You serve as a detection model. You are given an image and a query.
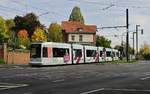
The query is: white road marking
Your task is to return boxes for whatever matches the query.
[105,88,150,92]
[80,88,150,94]
[141,76,150,80]
[0,83,28,90]
[52,79,65,82]
[80,88,104,94]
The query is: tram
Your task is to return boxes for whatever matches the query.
[29,42,120,66]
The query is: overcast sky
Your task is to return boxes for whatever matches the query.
[0,0,150,48]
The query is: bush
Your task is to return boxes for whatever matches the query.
[143,53,150,60]
[0,59,5,64]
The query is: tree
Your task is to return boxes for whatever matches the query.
[17,29,30,49]
[48,23,63,42]
[5,19,15,31]
[114,45,123,52]
[0,16,10,43]
[14,13,44,39]
[114,44,133,53]
[69,6,84,23]
[32,27,47,42]
[17,29,28,38]
[139,43,150,60]
[5,19,15,39]
[114,44,133,57]
[5,19,15,38]
[96,36,111,48]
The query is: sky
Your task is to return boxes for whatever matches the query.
[0,0,150,49]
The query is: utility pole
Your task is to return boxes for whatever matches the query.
[126,9,129,62]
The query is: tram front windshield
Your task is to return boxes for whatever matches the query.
[30,44,41,58]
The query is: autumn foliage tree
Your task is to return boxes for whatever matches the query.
[139,43,150,60]
[12,13,45,49]
[16,29,30,49]
[48,23,63,42]
[0,16,10,43]
[32,28,47,42]
[5,19,15,31]
[14,13,44,39]
[17,29,28,38]
[5,19,15,39]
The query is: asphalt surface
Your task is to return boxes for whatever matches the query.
[0,61,150,94]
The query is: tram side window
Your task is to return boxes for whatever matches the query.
[100,51,103,57]
[112,52,115,57]
[74,49,82,57]
[106,51,111,57]
[53,48,69,57]
[116,52,119,57]
[86,50,96,57]
[43,47,48,57]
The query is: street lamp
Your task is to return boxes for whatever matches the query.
[135,25,144,59]
[136,25,140,55]
[141,29,144,35]
[132,32,136,55]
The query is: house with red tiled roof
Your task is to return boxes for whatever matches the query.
[61,21,97,46]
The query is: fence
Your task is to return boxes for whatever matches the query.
[6,52,30,65]
[0,43,30,65]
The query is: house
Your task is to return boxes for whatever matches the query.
[61,21,97,46]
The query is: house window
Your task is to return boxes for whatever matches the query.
[79,35,82,41]
[71,35,75,41]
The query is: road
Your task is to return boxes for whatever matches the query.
[0,61,150,94]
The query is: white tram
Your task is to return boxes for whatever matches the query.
[112,49,120,61]
[30,42,72,65]
[29,42,120,66]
